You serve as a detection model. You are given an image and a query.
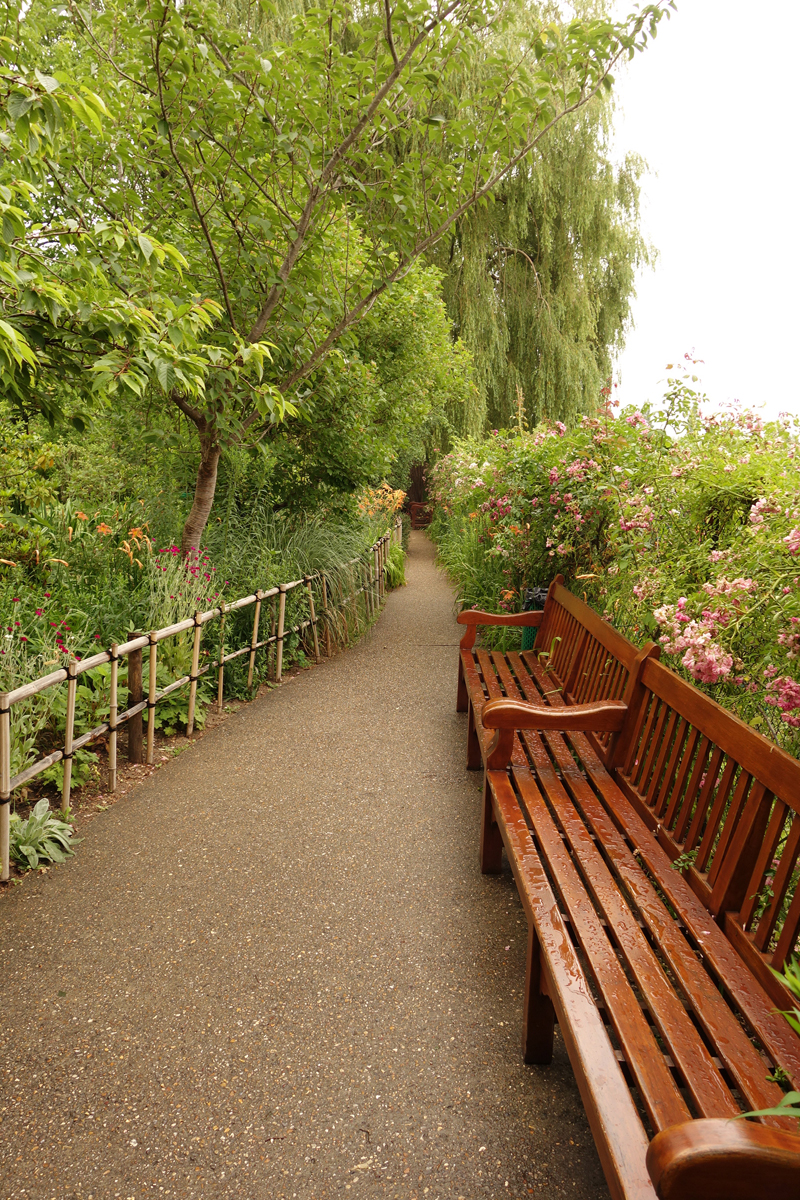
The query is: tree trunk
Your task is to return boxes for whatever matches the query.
[181,434,222,555]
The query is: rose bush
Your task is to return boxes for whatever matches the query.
[430,368,800,752]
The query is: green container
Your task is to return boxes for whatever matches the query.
[520,585,550,652]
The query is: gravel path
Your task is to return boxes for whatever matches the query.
[0,532,608,1200]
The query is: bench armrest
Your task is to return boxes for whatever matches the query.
[483,698,628,733]
[457,609,543,650]
[646,1118,800,1199]
[482,698,628,769]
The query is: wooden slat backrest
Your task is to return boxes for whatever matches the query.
[614,657,800,972]
[534,585,641,756]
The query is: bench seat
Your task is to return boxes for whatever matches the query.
[455,584,800,1200]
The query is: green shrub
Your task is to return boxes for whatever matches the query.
[385,543,406,589]
[740,957,800,1122]
[9,799,79,870]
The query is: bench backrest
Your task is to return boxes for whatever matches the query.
[610,654,800,995]
[533,580,648,755]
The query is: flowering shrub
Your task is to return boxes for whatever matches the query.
[357,482,407,524]
[430,372,800,752]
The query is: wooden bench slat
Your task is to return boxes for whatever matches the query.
[489,769,658,1200]
[509,766,691,1132]
[705,768,751,886]
[544,584,641,671]
[738,799,786,930]
[639,658,800,814]
[515,756,739,1120]
[605,774,800,1086]
[754,814,800,954]
[502,653,785,1117]
[476,649,528,766]
[654,714,689,819]
[586,763,800,1087]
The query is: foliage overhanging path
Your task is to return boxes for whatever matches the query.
[0,531,610,1198]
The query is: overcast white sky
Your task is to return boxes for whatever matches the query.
[608,0,800,418]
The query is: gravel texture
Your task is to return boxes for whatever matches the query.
[0,532,609,1200]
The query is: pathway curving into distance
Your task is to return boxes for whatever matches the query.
[0,532,607,1199]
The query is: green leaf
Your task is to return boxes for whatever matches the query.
[7,93,33,122]
[34,70,60,94]
[137,234,154,262]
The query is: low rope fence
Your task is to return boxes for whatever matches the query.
[0,519,402,879]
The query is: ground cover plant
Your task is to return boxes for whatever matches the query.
[8,798,79,869]
[430,364,800,754]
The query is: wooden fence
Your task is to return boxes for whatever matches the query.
[0,519,402,880]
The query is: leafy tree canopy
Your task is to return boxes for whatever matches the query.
[0,0,673,543]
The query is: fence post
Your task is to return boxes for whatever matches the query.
[128,642,143,764]
[0,694,10,881]
[217,603,226,711]
[305,577,321,663]
[62,660,77,814]
[363,559,372,621]
[321,575,332,657]
[351,563,361,634]
[372,543,379,610]
[146,633,158,765]
[186,613,202,737]
[276,586,287,682]
[247,591,263,689]
[108,645,118,793]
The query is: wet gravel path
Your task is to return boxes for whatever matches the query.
[0,532,608,1200]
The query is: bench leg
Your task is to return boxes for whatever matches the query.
[456,658,468,712]
[522,924,555,1064]
[480,777,503,874]
[467,701,482,770]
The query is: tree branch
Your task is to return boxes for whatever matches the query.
[170,389,206,428]
[277,54,628,393]
[384,0,399,67]
[153,16,238,331]
[246,0,470,342]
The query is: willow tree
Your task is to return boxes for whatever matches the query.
[7,0,672,549]
[435,95,650,433]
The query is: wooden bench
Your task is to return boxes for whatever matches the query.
[456,579,800,1199]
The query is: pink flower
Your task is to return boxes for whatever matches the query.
[749,498,781,526]
[784,527,800,555]
[35,608,43,616]
[626,411,648,429]
[765,674,800,726]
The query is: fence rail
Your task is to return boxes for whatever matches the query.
[0,519,402,879]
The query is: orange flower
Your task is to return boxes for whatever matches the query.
[76,511,88,521]
[128,526,145,539]
[96,522,113,535]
